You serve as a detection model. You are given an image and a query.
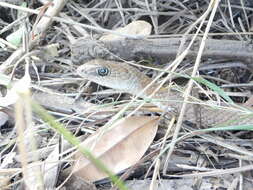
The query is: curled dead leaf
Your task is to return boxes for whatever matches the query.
[72,116,159,182]
[100,20,152,41]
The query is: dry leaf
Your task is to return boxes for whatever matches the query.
[100,20,152,41]
[43,143,60,189]
[72,116,159,182]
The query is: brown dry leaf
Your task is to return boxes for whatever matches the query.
[100,20,152,41]
[72,116,159,182]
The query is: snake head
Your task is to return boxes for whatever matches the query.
[77,59,143,94]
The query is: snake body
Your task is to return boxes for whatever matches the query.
[77,59,253,126]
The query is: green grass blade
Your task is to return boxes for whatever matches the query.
[31,101,128,190]
[200,124,253,132]
[192,77,234,104]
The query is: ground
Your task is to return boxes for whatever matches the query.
[0,0,253,189]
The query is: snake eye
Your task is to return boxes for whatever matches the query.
[97,67,110,76]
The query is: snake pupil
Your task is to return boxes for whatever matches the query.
[97,67,109,76]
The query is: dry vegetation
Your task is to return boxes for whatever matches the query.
[0,0,253,189]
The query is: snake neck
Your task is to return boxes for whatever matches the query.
[135,76,182,111]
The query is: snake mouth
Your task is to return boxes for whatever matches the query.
[77,64,97,78]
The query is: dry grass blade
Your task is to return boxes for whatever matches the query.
[1,0,253,189]
[167,164,253,178]
[72,116,159,182]
[0,0,67,73]
[163,0,221,174]
[14,77,43,188]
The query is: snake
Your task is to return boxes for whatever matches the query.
[77,59,253,127]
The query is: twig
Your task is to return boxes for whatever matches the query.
[71,37,253,67]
